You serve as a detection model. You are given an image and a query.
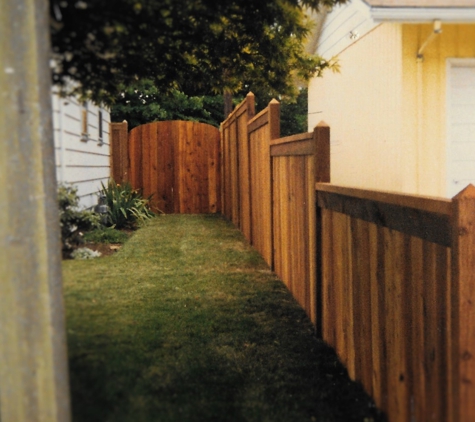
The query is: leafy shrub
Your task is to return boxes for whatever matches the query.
[71,247,102,260]
[58,184,101,253]
[101,180,154,229]
[83,227,129,244]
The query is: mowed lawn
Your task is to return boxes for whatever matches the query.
[62,214,384,422]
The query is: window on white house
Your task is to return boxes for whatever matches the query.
[98,110,103,146]
[80,101,89,142]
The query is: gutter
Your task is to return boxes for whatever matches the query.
[369,7,475,23]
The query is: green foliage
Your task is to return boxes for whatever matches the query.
[49,0,347,105]
[83,227,129,244]
[280,88,309,137]
[111,83,224,130]
[101,180,154,229]
[58,184,101,253]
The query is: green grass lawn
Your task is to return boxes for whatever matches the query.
[63,214,384,422]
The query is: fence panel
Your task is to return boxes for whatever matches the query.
[270,124,329,324]
[220,93,255,239]
[128,120,220,214]
[316,182,475,422]
[248,100,279,267]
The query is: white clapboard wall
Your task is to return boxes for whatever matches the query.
[52,92,111,209]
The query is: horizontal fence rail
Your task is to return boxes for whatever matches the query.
[316,182,475,422]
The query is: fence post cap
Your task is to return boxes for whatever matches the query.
[315,121,329,128]
[453,184,475,200]
[269,98,280,105]
[246,92,255,98]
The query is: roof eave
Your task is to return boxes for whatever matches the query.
[370,7,475,23]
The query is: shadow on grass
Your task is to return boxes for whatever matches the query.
[63,215,386,422]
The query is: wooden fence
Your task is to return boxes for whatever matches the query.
[111,121,129,183]
[111,120,221,214]
[272,125,330,324]
[248,99,280,267]
[316,183,475,421]
[221,97,475,420]
[221,93,255,240]
[220,96,330,324]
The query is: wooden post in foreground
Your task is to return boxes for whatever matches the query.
[0,1,71,421]
[451,184,475,422]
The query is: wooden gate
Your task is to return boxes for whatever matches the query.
[112,120,221,214]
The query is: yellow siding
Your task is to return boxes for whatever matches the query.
[310,22,475,197]
[309,23,404,192]
[402,24,475,197]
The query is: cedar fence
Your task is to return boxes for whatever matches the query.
[111,120,220,214]
[221,94,475,421]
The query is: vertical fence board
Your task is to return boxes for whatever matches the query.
[410,236,426,421]
[322,208,335,344]
[351,218,373,394]
[307,156,317,324]
[384,229,410,421]
[369,223,385,407]
[229,118,240,225]
[237,106,252,239]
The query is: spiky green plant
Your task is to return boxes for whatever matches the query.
[100,179,154,229]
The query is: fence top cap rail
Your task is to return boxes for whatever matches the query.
[270,132,313,146]
[316,183,452,215]
[249,98,280,124]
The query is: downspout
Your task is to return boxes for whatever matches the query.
[415,20,442,192]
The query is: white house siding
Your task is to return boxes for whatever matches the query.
[309,23,404,192]
[52,93,111,209]
[316,0,376,60]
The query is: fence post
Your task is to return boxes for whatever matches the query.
[451,184,475,422]
[0,0,71,421]
[246,92,256,118]
[110,121,129,183]
[314,121,330,183]
[268,99,280,271]
[314,122,330,336]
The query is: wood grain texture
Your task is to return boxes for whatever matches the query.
[0,1,71,420]
[317,181,475,422]
[317,190,451,246]
[127,121,220,214]
[249,105,274,267]
[220,94,255,239]
[451,185,475,422]
[110,121,129,183]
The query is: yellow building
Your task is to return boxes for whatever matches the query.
[308,0,475,198]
